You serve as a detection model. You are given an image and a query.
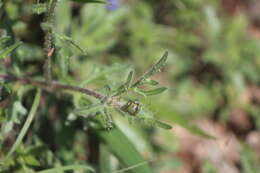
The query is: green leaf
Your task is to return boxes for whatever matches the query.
[37,165,94,173]
[55,32,86,54]
[114,70,134,96]
[148,100,216,139]
[6,89,42,159]
[70,0,105,3]
[125,70,134,89]
[139,87,167,96]
[98,128,152,173]
[132,51,168,88]
[134,116,172,130]
[0,41,22,59]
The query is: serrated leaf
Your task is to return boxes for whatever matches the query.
[0,41,22,59]
[132,51,168,87]
[70,0,105,3]
[98,128,152,173]
[139,87,167,96]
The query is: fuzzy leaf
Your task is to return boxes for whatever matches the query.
[73,104,103,117]
[0,41,22,59]
[114,70,134,95]
[132,51,168,87]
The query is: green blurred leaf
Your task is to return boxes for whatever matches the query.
[31,3,47,14]
[37,165,94,173]
[73,103,103,117]
[98,128,152,173]
[154,119,172,129]
[0,36,10,45]
[0,41,22,59]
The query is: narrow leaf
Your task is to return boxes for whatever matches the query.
[154,120,172,129]
[0,41,22,59]
[98,128,152,173]
[132,51,168,87]
[6,89,41,159]
[37,165,94,173]
[114,70,134,96]
[125,70,134,89]
[139,87,167,96]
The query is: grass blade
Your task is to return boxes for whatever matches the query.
[6,89,42,159]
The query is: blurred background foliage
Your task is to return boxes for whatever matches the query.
[1,0,260,172]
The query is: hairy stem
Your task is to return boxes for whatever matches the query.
[43,0,58,82]
[0,74,106,101]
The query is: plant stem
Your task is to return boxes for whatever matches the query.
[43,0,58,82]
[0,74,106,101]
